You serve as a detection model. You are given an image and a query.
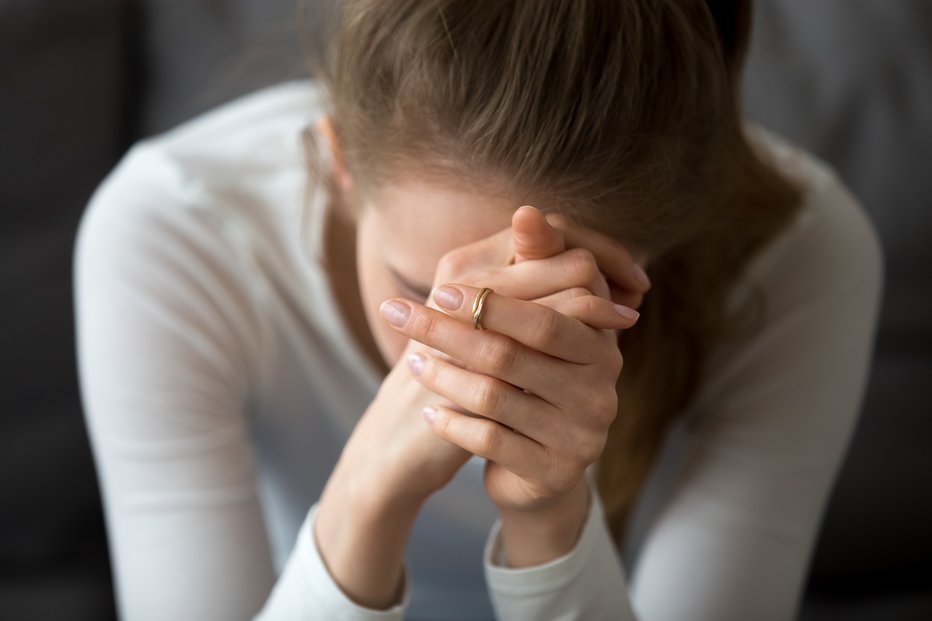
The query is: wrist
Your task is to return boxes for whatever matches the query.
[495,479,591,568]
[314,466,424,610]
[332,453,429,519]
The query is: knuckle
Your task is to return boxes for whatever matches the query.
[567,287,591,299]
[582,434,608,464]
[568,248,599,284]
[531,308,562,349]
[474,376,503,414]
[459,269,492,290]
[605,387,620,413]
[596,343,623,377]
[473,421,500,455]
[565,425,597,463]
[432,409,449,435]
[577,295,601,317]
[593,389,619,426]
[556,429,602,473]
[410,309,442,343]
[480,336,519,376]
[437,250,467,279]
[608,347,624,376]
[417,355,436,383]
[548,462,583,496]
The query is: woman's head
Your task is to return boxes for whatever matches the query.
[311,0,743,252]
[303,0,801,542]
[341,168,519,367]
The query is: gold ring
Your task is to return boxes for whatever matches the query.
[471,287,493,330]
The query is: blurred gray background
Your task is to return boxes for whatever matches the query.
[1,1,929,619]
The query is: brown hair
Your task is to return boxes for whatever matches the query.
[301,0,802,544]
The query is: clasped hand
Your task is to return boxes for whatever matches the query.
[379,207,647,514]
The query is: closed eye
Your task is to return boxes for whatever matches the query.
[387,265,431,300]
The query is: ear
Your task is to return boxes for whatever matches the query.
[315,115,354,192]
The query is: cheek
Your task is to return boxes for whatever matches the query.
[356,217,409,368]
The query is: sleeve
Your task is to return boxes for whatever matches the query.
[626,179,884,620]
[483,472,637,621]
[481,173,883,621]
[75,144,412,621]
[256,502,411,620]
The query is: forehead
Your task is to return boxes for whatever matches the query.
[370,177,517,272]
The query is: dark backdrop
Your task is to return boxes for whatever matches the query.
[1,1,929,619]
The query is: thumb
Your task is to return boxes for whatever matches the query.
[511,205,565,263]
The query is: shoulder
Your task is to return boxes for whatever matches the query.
[88,79,326,219]
[149,79,327,174]
[74,82,329,373]
[688,124,886,418]
[736,123,885,318]
[76,79,328,279]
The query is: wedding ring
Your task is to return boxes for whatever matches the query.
[471,287,493,330]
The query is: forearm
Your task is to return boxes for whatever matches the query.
[496,478,590,568]
[314,464,423,610]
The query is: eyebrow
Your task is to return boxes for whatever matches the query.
[387,265,433,299]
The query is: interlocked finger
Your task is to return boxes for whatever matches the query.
[407,351,559,446]
[431,284,636,363]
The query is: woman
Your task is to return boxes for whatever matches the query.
[75,1,883,619]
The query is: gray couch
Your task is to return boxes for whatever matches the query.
[745,3,932,618]
[1,1,929,619]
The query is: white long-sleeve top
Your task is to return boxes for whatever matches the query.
[74,80,884,621]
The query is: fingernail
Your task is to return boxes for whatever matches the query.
[380,300,411,327]
[407,353,425,375]
[613,304,640,321]
[633,264,651,290]
[422,406,438,423]
[433,286,463,310]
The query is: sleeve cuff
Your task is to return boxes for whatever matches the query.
[482,475,605,596]
[298,501,411,620]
